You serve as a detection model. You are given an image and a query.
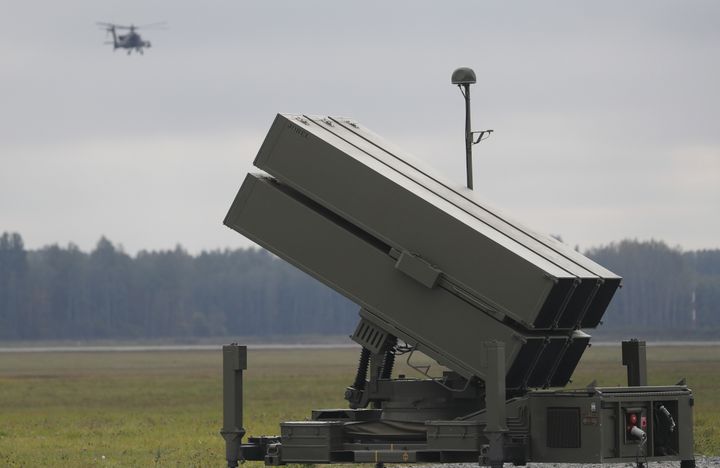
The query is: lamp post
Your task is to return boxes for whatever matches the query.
[451,67,492,190]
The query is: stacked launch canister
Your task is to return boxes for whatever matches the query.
[225,113,620,389]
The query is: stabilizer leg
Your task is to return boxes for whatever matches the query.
[221,344,247,468]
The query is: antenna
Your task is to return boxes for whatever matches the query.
[451,67,493,190]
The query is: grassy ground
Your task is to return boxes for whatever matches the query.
[0,345,717,466]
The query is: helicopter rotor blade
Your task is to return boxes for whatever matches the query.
[96,22,123,29]
[96,22,134,31]
[136,21,168,29]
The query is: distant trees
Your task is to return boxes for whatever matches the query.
[0,233,358,340]
[686,249,720,330]
[586,240,720,332]
[0,233,27,339]
[0,232,718,340]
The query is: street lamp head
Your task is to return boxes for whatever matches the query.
[451,67,476,85]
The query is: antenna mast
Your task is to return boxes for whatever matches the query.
[451,67,493,190]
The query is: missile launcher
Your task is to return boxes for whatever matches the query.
[220,114,695,468]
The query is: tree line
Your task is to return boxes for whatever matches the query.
[0,233,357,340]
[0,232,718,340]
[587,240,720,335]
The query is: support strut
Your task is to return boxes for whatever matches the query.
[221,344,247,468]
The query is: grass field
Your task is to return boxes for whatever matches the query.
[0,345,718,466]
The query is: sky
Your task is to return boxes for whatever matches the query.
[1,1,719,254]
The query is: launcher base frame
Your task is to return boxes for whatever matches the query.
[221,343,694,468]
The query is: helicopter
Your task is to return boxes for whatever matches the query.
[97,22,166,55]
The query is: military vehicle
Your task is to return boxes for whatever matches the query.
[220,70,695,468]
[97,22,165,55]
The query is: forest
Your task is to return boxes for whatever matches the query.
[0,231,719,341]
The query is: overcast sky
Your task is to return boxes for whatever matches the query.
[1,1,718,254]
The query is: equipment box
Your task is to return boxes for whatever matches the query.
[280,421,344,462]
[426,420,487,451]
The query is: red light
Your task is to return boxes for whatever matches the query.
[629,413,638,425]
[641,416,647,428]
